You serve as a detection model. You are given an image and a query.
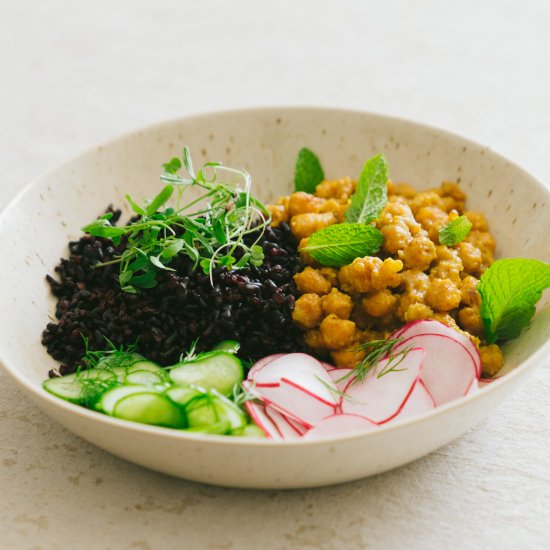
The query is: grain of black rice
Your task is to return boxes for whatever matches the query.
[42,211,306,376]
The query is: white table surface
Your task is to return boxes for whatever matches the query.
[1,1,549,548]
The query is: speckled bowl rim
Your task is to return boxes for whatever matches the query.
[1,106,549,447]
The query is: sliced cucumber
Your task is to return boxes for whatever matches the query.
[210,390,246,431]
[127,360,162,373]
[165,386,205,408]
[233,424,266,438]
[169,352,243,396]
[185,392,246,432]
[212,340,241,355]
[125,370,166,386]
[113,393,186,429]
[185,420,231,435]
[98,384,156,415]
[43,369,116,404]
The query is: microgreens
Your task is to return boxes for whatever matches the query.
[82,147,271,292]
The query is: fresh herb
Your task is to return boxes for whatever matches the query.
[478,258,550,343]
[83,147,270,292]
[439,215,473,246]
[337,337,409,388]
[345,154,388,224]
[294,147,325,193]
[300,222,384,267]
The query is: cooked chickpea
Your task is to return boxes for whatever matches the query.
[464,211,489,232]
[290,212,336,240]
[292,294,323,328]
[424,278,462,312]
[321,288,353,319]
[319,198,349,222]
[304,329,324,350]
[480,345,505,377]
[408,192,446,215]
[362,289,396,317]
[318,267,339,286]
[319,314,357,350]
[287,192,325,217]
[403,302,433,323]
[315,177,355,199]
[458,306,484,336]
[294,267,332,295]
[381,223,413,254]
[266,204,288,228]
[330,347,366,369]
[339,257,403,294]
[459,241,483,274]
[461,275,481,306]
[399,232,437,271]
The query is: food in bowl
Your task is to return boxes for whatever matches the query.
[40,146,550,439]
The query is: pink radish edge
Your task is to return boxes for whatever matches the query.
[244,401,281,439]
[391,319,481,378]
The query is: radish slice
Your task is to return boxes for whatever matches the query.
[394,334,476,406]
[264,405,305,439]
[303,414,377,439]
[321,361,336,371]
[464,379,479,396]
[342,348,425,424]
[386,380,435,424]
[391,320,481,377]
[328,368,354,392]
[244,401,282,440]
[248,354,284,379]
[254,380,336,428]
[284,414,309,435]
[254,356,339,404]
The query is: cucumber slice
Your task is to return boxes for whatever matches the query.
[185,420,231,435]
[127,360,162,374]
[185,392,246,431]
[233,424,266,438]
[210,390,246,431]
[186,396,219,427]
[212,340,241,354]
[169,352,243,396]
[99,384,156,415]
[165,386,205,407]
[43,369,116,404]
[125,370,166,386]
[113,393,186,428]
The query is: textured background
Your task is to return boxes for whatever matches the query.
[1,1,549,548]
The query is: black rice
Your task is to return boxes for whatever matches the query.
[42,212,305,375]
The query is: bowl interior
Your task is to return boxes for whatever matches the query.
[1,107,549,392]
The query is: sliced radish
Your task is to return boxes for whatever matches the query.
[342,348,425,424]
[328,368,354,392]
[391,320,481,377]
[244,401,282,440]
[394,334,476,406]
[284,414,309,436]
[248,353,284,379]
[303,414,377,439]
[321,361,336,371]
[253,381,335,428]
[386,380,435,424]
[264,405,304,439]
[464,379,479,396]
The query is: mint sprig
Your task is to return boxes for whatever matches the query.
[478,258,550,343]
[294,148,325,193]
[439,215,472,246]
[345,154,388,224]
[301,223,384,267]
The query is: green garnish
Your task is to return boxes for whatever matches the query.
[300,222,384,267]
[478,258,550,343]
[439,215,473,246]
[294,147,325,193]
[345,154,388,224]
[83,147,270,292]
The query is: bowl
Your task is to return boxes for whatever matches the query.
[1,107,548,489]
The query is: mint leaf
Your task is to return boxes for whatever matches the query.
[439,215,472,246]
[478,259,550,343]
[345,154,388,224]
[294,148,325,193]
[301,223,384,267]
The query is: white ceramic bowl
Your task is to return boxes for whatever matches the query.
[1,108,549,489]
